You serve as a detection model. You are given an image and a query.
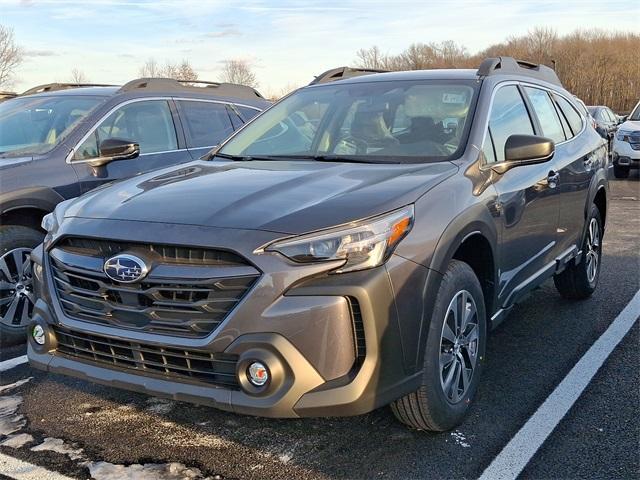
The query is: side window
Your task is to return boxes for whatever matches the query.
[523,87,565,143]
[227,106,244,130]
[237,106,261,123]
[482,129,497,164]
[605,108,617,123]
[488,85,535,163]
[177,101,234,148]
[74,100,177,160]
[553,95,583,137]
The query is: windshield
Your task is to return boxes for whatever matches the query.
[630,102,640,121]
[0,95,105,158]
[219,79,478,163]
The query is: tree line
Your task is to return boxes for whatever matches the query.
[355,28,640,113]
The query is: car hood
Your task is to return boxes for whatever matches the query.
[65,160,458,234]
[619,120,640,132]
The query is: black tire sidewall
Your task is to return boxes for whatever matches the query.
[422,261,487,429]
[0,225,45,344]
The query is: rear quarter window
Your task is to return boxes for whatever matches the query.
[553,95,583,137]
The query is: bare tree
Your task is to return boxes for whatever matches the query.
[0,25,22,88]
[138,58,198,81]
[139,58,161,77]
[69,68,89,84]
[220,59,258,87]
[355,46,387,70]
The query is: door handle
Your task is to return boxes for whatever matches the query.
[547,171,560,189]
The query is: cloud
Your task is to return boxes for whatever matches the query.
[205,27,242,38]
[23,49,57,57]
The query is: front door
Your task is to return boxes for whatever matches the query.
[483,84,562,308]
[70,99,191,193]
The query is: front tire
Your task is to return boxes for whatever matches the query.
[391,260,487,431]
[553,204,603,300]
[0,225,44,346]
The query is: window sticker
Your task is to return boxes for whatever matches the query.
[442,93,466,104]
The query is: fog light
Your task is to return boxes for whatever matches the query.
[32,325,46,345]
[247,361,269,387]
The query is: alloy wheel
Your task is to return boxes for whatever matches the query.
[585,217,600,284]
[439,290,479,403]
[0,248,35,327]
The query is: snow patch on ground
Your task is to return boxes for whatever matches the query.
[31,437,85,460]
[0,377,32,394]
[146,397,176,415]
[0,432,34,448]
[0,394,26,436]
[450,430,471,448]
[87,461,208,480]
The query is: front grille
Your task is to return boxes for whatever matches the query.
[56,237,250,266]
[49,239,260,338]
[53,326,239,388]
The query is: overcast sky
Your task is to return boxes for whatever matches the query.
[2,0,638,95]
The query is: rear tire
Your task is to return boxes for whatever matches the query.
[0,225,44,346]
[391,260,487,431]
[613,164,629,179]
[553,204,603,300]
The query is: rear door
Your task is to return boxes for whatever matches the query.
[522,86,591,258]
[483,84,562,308]
[549,92,601,254]
[71,99,191,193]
[175,100,235,159]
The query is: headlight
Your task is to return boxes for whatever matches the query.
[616,130,631,141]
[41,199,74,241]
[41,212,59,233]
[265,205,414,273]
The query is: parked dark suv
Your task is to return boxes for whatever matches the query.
[28,58,608,431]
[0,79,269,343]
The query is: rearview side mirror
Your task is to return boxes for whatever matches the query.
[492,135,555,174]
[89,138,140,167]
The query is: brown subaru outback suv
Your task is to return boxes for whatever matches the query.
[28,58,608,431]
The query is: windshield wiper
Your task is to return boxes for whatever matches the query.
[293,154,397,164]
[214,153,288,162]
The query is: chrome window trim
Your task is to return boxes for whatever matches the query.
[478,80,586,170]
[66,97,261,164]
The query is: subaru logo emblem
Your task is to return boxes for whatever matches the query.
[103,254,149,283]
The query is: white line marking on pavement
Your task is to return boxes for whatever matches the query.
[0,355,28,373]
[0,452,76,480]
[479,290,640,480]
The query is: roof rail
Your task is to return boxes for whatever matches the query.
[0,91,18,100]
[309,66,388,85]
[21,83,116,96]
[118,77,265,100]
[477,57,562,87]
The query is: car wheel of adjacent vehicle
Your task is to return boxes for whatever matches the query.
[0,225,44,346]
[554,204,603,300]
[613,164,630,179]
[391,260,486,431]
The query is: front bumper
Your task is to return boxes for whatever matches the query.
[612,137,640,167]
[28,219,431,417]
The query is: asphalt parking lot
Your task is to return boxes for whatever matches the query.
[1,172,638,480]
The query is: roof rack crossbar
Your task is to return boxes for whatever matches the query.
[118,77,264,100]
[476,56,562,87]
[309,66,389,85]
[21,83,117,96]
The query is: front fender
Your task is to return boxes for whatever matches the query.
[0,186,65,216]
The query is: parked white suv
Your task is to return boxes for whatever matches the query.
[612,100,640,178]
